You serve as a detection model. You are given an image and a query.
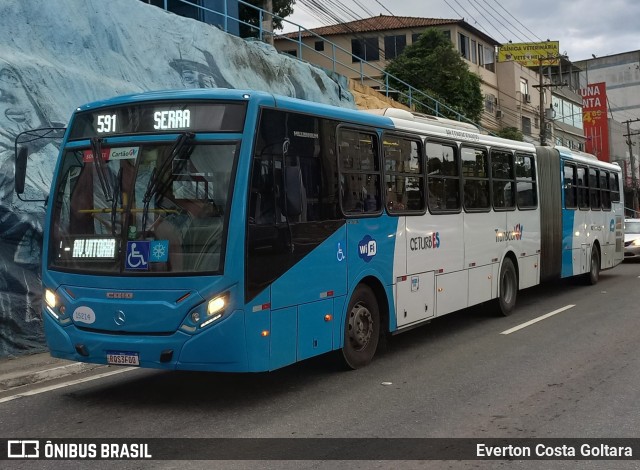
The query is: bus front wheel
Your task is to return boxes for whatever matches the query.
[497,258,517,316]
[340,284,380,369]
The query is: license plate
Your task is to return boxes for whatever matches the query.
[106,351,140,366]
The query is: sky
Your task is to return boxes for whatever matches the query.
[284,0,640,62]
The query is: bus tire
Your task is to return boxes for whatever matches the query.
[340,284,380,369]
[586,246,600,285]
[497,258,517,316]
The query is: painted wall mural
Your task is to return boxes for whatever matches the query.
[0,0,354,356]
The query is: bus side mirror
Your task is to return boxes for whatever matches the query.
[15,146,28,195]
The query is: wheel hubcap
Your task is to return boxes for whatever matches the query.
[502,272,513,303]
[348,302,373,351]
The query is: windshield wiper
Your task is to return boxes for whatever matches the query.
[110,167,123,235]
[140,132,194,236]
[91,137,113,201]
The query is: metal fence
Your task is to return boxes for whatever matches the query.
[149,0,482,128]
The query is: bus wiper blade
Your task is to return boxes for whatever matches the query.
[142,132,194,205]
[91,137,113,201]
[110,167,123,235]
[140,132,194,236]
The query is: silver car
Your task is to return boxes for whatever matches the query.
[624,218,640,260]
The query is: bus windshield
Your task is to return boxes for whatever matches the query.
[49,140,238,274]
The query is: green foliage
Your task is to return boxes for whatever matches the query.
[240,0,296,38]
[385,29,484,124]
[496,127,524,141]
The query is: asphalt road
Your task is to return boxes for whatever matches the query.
[2,262,640,470]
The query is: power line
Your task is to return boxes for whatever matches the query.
[440,0,466,24]
[477,0,535,43]
[462,0,510,42]
[352,0,376,17]
[447,0,493,37]
[488,0,543,42]
[468,0,528,43]
[374,0,394,16]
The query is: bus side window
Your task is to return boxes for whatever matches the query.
[383,135,424,214]
[589,167,601,210]
[610,173,620,202]
[576,166,589,209]
[426,141,460,212]
[249,157,275,225]
[515,153,537,209]
[563,163,577,209]
[462,146,489,211]
[491,149,515,210]
[338,128,381,215]
[601,171,611,210]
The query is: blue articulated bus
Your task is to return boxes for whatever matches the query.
[16,89,624,372]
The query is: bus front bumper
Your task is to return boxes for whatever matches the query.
[43,310,250,372]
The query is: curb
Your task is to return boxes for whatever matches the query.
[0,362,106,392]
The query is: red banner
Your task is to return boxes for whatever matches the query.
[580,82,609,162]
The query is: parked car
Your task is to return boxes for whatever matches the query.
[624,218,640,260]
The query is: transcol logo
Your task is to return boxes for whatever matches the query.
[495,223,523,242]
[358,235,377,263]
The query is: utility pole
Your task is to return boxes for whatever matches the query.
[533,55,567,146]
[623,118,640,215]
[539,59,545,145]
[262,0,273,45]
[533,54,565,146]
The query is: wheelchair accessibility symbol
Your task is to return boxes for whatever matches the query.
[126,241,149,270]
[336,242,345,262]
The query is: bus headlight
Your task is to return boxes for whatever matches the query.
[45,288,57,308]
[43,287,70,324]
[200,293,229,328]
[207,295,226,316]
[182,293,231,333]
[631,238,640,247]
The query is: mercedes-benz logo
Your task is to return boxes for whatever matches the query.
[114,310,126,326]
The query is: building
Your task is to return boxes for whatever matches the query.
[574,51,640,126]
[547,57,586,151]
[275,15,503,130]
[139,0,240,35]
[276,15,574,142]
[494,60,550,144]
[574,51,640,212]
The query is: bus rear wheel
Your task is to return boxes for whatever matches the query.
[586,246,600,285]
[340,284,380,369]
[497,258,517,316]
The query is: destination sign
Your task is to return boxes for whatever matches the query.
[72,238,116,259]
[57,237,117,260]
[68,102,246,140]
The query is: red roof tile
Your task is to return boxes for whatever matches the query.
[278,15,461,39]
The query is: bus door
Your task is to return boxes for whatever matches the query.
[382,134,434,328]
[573,165,590,275]
[423,140,465,317]
[462,147,500,307]
[247,109,347,370]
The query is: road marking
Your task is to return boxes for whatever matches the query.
[500,304,576,335]
[0,367,136,404]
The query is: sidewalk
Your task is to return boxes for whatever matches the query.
[0,352,104,392]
